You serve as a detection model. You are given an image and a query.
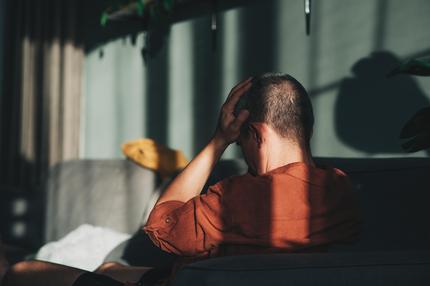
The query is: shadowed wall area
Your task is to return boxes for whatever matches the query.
[81,0,430,160]
[0,0,4,105]
[335,51,430,154]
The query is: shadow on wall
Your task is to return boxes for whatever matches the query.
[335,51,430,155]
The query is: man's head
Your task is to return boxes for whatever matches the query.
[235,73,314,147]
[234,73,314,174]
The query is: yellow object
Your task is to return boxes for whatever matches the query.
[122,138,189,178]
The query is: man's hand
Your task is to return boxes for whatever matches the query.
[154,78,252,205]
[214,78,252,146]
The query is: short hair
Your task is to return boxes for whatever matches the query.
[235,73,314,146]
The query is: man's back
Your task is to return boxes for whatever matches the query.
[144,162,361,257]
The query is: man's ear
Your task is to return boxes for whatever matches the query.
[249,123,263,147]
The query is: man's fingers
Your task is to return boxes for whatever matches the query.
[237,109,250,122]
[230,77,252,95]
[230,109,250,130]
[225,77,252,103]
[224,81,252,112]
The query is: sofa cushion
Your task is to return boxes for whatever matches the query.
[44,159,164,242]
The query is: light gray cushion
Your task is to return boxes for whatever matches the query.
[44,159,163,242]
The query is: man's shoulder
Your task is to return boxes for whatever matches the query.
[208,173,252,193]
[269,162,351,184]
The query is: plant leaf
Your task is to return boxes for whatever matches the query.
[100,11,109,27]
[137,0,145,16]
[387,58,430,77]
[400,106,430,139]
[401,133,430,153]
[163,0,174,12]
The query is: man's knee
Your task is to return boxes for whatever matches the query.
[95,262,124,275]
[2,260,37,286]
[6,260,36,275]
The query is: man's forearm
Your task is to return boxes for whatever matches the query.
[155,136,228,205]
[154,78,251,205]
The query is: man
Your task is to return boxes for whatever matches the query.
[144,73,360,259]
[0,73,360,286]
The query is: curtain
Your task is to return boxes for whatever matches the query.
[0,0,83,190]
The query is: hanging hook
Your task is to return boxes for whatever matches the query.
[211,0,218,51]
[305,0,311,35]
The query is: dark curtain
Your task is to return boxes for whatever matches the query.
[0,0,83,191]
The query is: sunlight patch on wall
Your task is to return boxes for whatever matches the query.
[220,8,241,159]
[82,35,147,158]
[168,21,194,159]
[383,0,430,56]
[274,0,308,85]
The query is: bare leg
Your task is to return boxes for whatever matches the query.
[3,260,152,286]
[95,262,152,283]
[3,260,86,286]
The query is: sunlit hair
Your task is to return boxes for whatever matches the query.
[238,73,314,146]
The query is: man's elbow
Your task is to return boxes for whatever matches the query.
[145,229,205,256]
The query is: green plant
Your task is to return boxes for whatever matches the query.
[100,0,174,27]
[100,0,175,60]
[389,58,430,152]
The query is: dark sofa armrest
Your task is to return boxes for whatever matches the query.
[172,251,430,286]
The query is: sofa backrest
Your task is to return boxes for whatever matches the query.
[211,157,430,251]
[45,157,430,251]
[44,159,164,242]
[317,157,430,251]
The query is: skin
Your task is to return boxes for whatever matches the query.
[0,77,314,286]
[156,77,252,205]
[157,77,314,205]
[238,122,315,175]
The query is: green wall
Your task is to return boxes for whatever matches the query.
[81,0,430,160]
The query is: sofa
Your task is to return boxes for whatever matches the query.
[43,157,430,285]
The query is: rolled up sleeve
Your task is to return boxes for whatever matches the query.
[143,185,227,256]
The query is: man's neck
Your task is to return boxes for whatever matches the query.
[259,138,314,174]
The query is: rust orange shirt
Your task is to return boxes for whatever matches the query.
[144,162,361,258]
